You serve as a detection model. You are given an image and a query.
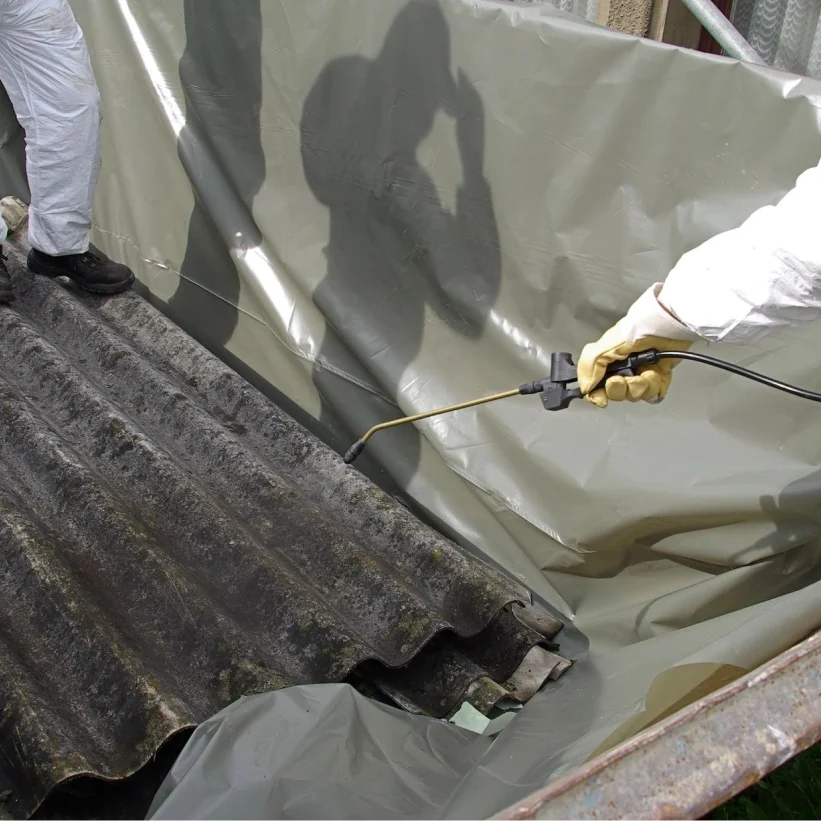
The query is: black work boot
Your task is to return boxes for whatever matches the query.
[0,248,14,304]
[27,247,135,295]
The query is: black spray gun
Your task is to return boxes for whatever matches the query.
[343,349,821,464]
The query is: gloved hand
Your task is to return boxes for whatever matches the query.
[578,285,699,408]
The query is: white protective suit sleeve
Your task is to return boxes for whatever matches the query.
[0,0,101,256]
[633,158,821,345]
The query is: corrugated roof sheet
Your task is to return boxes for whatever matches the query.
[0,238,569,818]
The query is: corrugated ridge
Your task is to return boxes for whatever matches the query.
[89,286,530,621]
[0,488,192,810]
[0,462,294,711]
[0,311,446,670]
[0,287,519,667]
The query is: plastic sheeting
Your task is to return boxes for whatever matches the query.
[6,0,821,816]
[147,685,493,820]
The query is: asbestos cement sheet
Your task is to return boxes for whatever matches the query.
[0,235,571,819]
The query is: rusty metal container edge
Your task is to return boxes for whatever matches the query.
[495,630,821,819]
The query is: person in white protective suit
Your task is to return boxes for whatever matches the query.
[0,0,134,304]
[578,160,821,406]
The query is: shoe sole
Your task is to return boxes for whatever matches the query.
[27,253,135,295]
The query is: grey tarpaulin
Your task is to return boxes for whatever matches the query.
[147,685,492,820]
[6,0,821,816]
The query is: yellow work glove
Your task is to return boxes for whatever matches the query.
[578,285,699,408]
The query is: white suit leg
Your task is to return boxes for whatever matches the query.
[0,0,101,256]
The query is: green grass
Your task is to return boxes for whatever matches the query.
[709,743,821,819]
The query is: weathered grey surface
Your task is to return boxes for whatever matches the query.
[0,240,567,819]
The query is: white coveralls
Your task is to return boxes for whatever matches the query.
[0,0,101,255]
[617,157,821,345]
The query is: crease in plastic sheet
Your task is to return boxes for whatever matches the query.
[6,0,821,816]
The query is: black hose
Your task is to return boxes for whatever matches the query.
[655,350,821,403]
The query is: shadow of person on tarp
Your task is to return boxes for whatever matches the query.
[684,464,821,624]
[300,0,501,491]
[744,465,821,595]
[758,470,821,548]
[163,0,264,350]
